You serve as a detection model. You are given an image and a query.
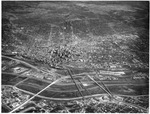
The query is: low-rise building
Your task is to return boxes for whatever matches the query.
[13,67,28,73]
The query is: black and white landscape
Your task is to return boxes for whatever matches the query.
[2,1,149,113]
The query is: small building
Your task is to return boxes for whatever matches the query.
[12,102,20,108]
[13,67,28,73]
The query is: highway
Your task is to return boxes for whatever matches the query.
[9,77,63,113]
[2,55,41,72]
[2,55,148,97]
[2,55,131,77]
[2,55,148,112]
[3,84,148,112]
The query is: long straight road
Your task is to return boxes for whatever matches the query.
[2,54,149,113]
[9,78,63,113]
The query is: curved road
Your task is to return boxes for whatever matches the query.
[3,84,148,112]
[9,77,63,113]
[2,55,148,112]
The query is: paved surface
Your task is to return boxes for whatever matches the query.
[2,56,148,96]
[2,1,149,113]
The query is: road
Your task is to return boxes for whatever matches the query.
[9,77,63,113]
[2,85,113,100]
[3,84,148,112]
[2,55,131,77]
[2,54,148,112]
[2,55,41,72]
[2,84,148,100]
[2,55,148,96]
[2,72,148,93]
